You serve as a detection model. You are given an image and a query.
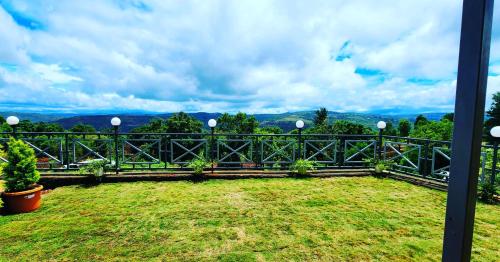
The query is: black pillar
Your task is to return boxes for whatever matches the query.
[114,126,119,174]
[211,127,215,173]
[297,128,302,160]
[12,125,17,139]
[378,128,383,160]
[442,0,494,261]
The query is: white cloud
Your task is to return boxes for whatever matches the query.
[0,0,498,113]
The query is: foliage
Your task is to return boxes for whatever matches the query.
[187,158,210,175]
[441,113,454,122]
[365,158,395,173]
[290,159,316,175]
[165,112,203,133]
[410,119,453,141]
[414,114,429,128]
[384,121,397,136]
[2,138,40,192]
[256,126,283,134]
[217,112,259,134]
[79,160,109,178]
[70,123,97,133]
[485,92,500,141]
[398,119,412,137]
[313,107,328,127]
[478,182,498,204]
[331,120,372,135]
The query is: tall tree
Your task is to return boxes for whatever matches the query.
[70,123,96,133]
[485,92,500,132]
[331,120,371,135]
[441,113,454,122]
[384,121,397,136]
[313,107,328,127]
[398,119,412,137]
[165,112,202,133]
[217,112,258,133]
[414,114,428,127]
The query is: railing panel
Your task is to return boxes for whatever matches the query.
[261,139,296,165]
[384,141,421,173]
[217,139,253,165]
[122,139,161,164]
[344,139,376,165]
[71,138,114,167]
[304,139,337,164]
[170,139,208,164]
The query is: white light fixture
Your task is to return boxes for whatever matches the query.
[490,126,500,138]
[6,116,19,126]
[208,119,217,128]
[296,120,305,129]
[377,121,387,129]
[111,117,121,126]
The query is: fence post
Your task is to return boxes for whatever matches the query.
[164,134,168,169]
[423,140,430,177]
[491,140,498,185]
[65,132,70,170]
[338,136,344,167]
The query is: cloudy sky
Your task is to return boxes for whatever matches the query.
[0,0,499,114]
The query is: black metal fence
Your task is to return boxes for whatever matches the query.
[0,131,498,190]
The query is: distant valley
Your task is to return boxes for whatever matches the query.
[0,111,448,132]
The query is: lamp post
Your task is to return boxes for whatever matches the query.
[296,120,304,160]
[208,119,217,173]
[111,117,121,174]
[490,126,500,185]
[6,116,19,139]
[377,121,386,160]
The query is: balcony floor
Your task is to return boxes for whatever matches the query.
[0,177,498,261]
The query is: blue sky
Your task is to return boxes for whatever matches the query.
[0,0,499,114]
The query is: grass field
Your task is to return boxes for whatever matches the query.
[0,177,498,261]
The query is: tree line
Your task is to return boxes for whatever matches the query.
[3,91,500,141]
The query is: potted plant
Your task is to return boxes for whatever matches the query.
[290,159,316,176]
[365,158,394,175]
[1,138,42,213]
[187,158,210,177]
[79,159,108,183]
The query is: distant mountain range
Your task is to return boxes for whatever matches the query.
[0,111,448,132]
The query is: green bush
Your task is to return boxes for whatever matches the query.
[478,183,498,204]
[365,158,394,174]
[2,138,40,192]
[187,158,210,176]
[290,159,316,175]
[79,160,108,178]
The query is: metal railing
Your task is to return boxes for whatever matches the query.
[0,131,498,190]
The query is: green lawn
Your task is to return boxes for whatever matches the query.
[0,177,498,261]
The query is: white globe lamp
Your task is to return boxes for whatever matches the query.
[296,120,305,129]
[208,119,217,128]
[6,116,19,126]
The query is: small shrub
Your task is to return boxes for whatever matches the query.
[478,183,498,204]
[79,160,108,179]
[365,158,394,174]
[187,158,210,176]
[2,138,40,192]
[291,159,316,176]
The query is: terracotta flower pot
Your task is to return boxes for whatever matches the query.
[1,185,43,214]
